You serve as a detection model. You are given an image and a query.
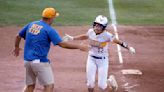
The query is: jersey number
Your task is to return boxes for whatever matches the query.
[98,48,104,53]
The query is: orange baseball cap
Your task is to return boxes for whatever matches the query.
[42,7,59,18]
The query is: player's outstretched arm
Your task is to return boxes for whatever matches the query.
[112,38,135,54]
[73,34,88,40]
[62,34,88,42]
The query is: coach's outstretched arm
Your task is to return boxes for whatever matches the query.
[58,41,89,51]
[112,38,136,54]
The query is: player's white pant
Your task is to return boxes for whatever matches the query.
[86,55,109,90]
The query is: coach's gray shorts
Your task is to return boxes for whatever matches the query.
[24,60,54,86]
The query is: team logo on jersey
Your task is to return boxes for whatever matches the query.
[29,24,43,35]
[89,40,108,48]
[100,42,107,47]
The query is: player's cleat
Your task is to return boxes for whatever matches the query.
[107,75,118,92]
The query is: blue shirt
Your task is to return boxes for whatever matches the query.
[19,20,62,62]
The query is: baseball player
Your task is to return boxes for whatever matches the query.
[63,15,135,92]
[12,7,87,92]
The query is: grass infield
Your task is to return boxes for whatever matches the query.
[0,0,163,26]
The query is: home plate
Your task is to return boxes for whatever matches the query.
[121,69,142,75]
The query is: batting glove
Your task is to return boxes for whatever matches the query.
[129,47,135,54]
[62,34,74,42]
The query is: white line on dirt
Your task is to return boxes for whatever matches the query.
[108,0,123,63]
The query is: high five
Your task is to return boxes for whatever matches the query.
[63,15,135,92]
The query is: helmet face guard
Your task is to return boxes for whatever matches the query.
[93,22,106,30]
[93,15,108,30]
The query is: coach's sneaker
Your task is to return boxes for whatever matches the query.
[107,75,118,92]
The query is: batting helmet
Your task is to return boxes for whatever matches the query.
[93,15,108,30]
[42,7,59,18]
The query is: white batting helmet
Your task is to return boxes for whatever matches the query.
[94,15,108,27]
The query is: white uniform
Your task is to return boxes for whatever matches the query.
[86,28,114,89]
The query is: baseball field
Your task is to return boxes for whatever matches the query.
[0,0,164,92]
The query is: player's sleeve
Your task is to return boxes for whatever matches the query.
[107,32,115,42]
[86,29,92,36]
[19,24,30,39]
[48,28,62,45]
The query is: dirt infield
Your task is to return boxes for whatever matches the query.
[0,25,164,92]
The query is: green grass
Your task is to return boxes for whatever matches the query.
[0,0,109,26]
[114,0,164,25]
[0,0,164,26]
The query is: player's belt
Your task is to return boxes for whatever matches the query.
[91,55,105,59]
